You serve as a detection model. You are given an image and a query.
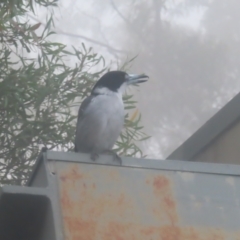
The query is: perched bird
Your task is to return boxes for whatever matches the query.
[74,70,148,163]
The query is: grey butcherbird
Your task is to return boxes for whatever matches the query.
[74,70,148,163]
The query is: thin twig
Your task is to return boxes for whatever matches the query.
[27,14,127,54]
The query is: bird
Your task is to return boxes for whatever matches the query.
[74,70,148,164]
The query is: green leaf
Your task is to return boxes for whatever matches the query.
[0,0,149,186]
[29,22,41,31]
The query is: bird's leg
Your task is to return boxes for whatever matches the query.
[90,151,99,161]
[103,150,122,165]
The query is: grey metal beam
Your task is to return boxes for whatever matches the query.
[46,150,240,176]
[0,185,49,197]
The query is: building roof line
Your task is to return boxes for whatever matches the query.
[167,92,240,161]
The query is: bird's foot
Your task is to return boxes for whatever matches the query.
[103,150,122,165]
[90,152,99,161]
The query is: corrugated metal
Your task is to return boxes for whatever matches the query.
[54,160,240,240]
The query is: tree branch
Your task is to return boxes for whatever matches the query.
[27,14,127,54]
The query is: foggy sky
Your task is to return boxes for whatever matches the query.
[32,0,240,159]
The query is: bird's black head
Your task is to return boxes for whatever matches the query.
[92,70,148,95]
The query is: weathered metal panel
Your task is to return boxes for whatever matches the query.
[54,161,240,240]
[2,151,240,240]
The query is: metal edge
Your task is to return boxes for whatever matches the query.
[26,149,46,186]
[0,185,49,196]
[167,92,240,161]
[46,150,240,176]
[43,154,65,240]
[27,151,64,240]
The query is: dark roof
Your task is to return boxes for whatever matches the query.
[167,92,240,161]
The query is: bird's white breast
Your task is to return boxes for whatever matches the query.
[83,89,125,151]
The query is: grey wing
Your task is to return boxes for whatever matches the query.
[74,96,94,152]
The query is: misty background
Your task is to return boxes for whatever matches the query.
[29,0,240,159]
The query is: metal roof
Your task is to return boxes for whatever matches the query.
[1,151,240,239]
[167,92,240,161]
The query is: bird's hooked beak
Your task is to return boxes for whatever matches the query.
[126,73,149,85]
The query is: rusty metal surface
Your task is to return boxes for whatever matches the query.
[55,161,240,240]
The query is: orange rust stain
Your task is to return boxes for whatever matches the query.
[108,170,119,180]
[103,222,134,240]
[60,175,66,181]
[58,165,240,240]
[187,227,200,240]
[60,187,73,211]
[212,234,224,240]
[141,227,155,236]
[70,167,83,180]
[64,216,97,240]
[160,225,181,240]
[140,225,228,240]
[104,223,230,240]
[59,165,84,183]
[153,176,169,190]
[150,175,178,225]
[59,165,135,239]
[164,196,175,209]
[117,193,125,206]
